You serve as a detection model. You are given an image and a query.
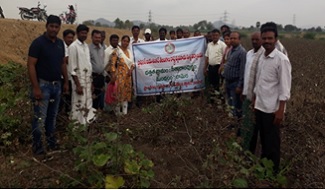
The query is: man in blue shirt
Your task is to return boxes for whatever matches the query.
[27,15,68,155]
[222,31,247,119]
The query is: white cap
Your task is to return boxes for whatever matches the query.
[144,28,151,34]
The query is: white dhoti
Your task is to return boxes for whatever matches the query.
[71,76,96,125]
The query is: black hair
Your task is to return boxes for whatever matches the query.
[223,31,231,38]
[63,29,75,37]
[169,30,175,35]
[131,25,140,31]
[76,24,89,33]
[176,28,183,33]
[91,29,101,36]
[159,27,167,34]
[46,15,61,26]
[260,22,278,38]
[220,24,230,31]
[211,29,221,34]
[109,34,119,41]
[121,35,130,42]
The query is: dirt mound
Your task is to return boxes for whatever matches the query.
[0,19,130,64]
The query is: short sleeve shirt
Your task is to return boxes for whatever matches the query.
[28,34,65,81]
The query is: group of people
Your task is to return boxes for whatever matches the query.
[204,23,291,172]
[28,15,291,173]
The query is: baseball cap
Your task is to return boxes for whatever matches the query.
[144,28,151,34]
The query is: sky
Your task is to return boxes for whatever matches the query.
[1,0,324,28]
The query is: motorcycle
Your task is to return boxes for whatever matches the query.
[18,2,48,22]
[59,5,76,24]
[0,6,5,18]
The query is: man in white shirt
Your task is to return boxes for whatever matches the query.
[144,28,152,42]
[61,29,75,114]
[241,31,264,151]
[69,24,96,125]
[156,27,168,41]
[253,22,292,172]
[204,29,226,96]
[129,25,145,49]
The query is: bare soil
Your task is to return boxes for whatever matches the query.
[0,19,325,188]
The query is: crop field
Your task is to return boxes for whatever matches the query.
[0,19,324,188]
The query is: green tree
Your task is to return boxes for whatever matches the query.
[124,20,133,30]
[83,20,95,26]
[284,24,297,32]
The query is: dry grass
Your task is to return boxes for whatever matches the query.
[0,18,130,64]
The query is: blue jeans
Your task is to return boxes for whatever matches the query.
[226,80,242,118]
[31,80,61,153]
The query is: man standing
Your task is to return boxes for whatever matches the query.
[130,25,145,48]
[61,29,75,114]
[183,28,191,38]
[204,29,226,97]
[194,30,201,37]
[104,34,119,111]
[241,32,264,150]
[69,24,96,125]
[156,27,168,41]
[222,31,247,118]
[169,30,176,40]
[89,30,106,110]
[100,30,108,49]
[176,28,183,39]
[253,22,291,172]
[143,28,152,42]
[28,15,68,154]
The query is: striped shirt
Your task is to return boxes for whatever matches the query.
[223,44,247,88]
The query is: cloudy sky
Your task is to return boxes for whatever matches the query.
[1,0,323,28]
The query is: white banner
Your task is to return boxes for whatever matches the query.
[132,36,206,96]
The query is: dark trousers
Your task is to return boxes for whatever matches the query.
[59,80,72,113]
[226,80,242,118]
[251,109,280,172]
[208,65,220,91]
[92,73,105,109]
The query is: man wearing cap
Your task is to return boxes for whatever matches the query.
[28,15,69,155]
[144,28,152,42]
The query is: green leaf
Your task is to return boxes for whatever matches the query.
[140,179,150,188]
[105,132,118,142]
[105,175,125,189]
[232,178,248,188]
[276,175,287,185]
[92,154,111,167]
[124,160,140,174]
[122,144,134,154]
[240,167,250,177]
[261,158,274,169]
[146,169,155,178]
[92,142,107,150]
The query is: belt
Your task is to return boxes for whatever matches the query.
[39,78,61,85]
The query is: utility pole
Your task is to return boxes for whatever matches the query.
[148,10,152,25]
[223,10,228,23]
[75,3,78,24]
